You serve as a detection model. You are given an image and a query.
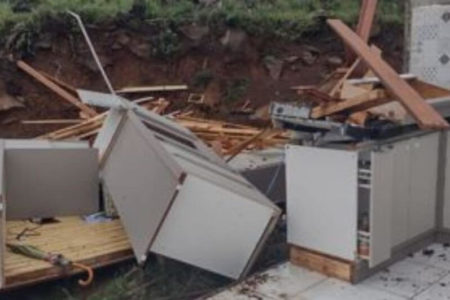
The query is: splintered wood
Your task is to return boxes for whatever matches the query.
[39,113,289,154]
[327,19,449,130]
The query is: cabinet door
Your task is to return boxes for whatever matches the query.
[286,145,358,261]
[390,140,411,247]
[408,133,439,238]
[370,148,395,267]
[444,132,450,229]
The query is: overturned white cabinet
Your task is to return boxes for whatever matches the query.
[287,132,440,282]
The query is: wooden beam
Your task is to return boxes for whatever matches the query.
[40,71,78,95]
[328,19,449,129]
[312,89,388,118]
[329,58,362,97]
[116,85,188,94]
[346,0,378,67]
[17,61,97,118]
[22,119,83,125]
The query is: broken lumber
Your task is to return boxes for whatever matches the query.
[347,0,379,75]
[22,119,83,125]
[116,85,188,94]
[17,61,97,118]
[311,89,388,119]
[40,71,78,95]
[327,19,449,129]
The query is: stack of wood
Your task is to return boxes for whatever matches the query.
[38,111,289,155]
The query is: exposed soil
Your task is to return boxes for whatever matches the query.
[0,24,404,139]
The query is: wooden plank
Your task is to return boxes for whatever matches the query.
[311,89,388,118]
[346,0,378,68]
[22,119,82,125]
[290,245,354,282]
[40,71,78,95]
[328,19,449,129]
[330,58,362,97]
[225,129,272,162]
[116,85,188,94]
[17,61,97,118]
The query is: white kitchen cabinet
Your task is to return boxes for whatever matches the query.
[287,144,394,268]
[287,132,440,270]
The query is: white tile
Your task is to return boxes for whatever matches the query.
[298,278,406,300]
[361,260,448,298]
[407,243,450,271]
[209,263,326,300]
[414,273,450,300]
[252,263,327,298]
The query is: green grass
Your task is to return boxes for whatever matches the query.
[0,0,403,39]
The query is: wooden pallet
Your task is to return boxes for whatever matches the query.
[3,217,133,290]
[289,244,355,282]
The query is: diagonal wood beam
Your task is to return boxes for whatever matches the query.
[327,19,449,129]
[17,61,97,118]
[346,0,378,64]
[311,89,388,119]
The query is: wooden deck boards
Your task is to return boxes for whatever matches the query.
[4,217,133,288]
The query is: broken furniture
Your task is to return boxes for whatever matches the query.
[229,148,286,205]
[0,140,99,289]
[286,130,445,282]
[95,106,281,279]
[2,140,98,219]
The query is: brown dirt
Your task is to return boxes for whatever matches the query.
[0,26,404,139]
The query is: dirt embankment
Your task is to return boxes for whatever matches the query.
[0,22,404,138]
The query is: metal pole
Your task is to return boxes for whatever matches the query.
[67,11,128,108]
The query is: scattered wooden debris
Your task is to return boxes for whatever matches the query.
[38,103,290,154]
[328,19,449,129]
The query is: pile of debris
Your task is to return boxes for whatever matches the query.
[2,1,450,297]
[271,4,450,144]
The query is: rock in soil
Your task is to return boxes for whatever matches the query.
[221,29,248,53]
[326,55,344,68]
[300,50,318,66]
[181,24,210,42]
[129,41,152,59]
[264,56,284,80]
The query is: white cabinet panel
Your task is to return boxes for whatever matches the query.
[445,132,450,229]
[408,133,439,238]
[370,149,394,267]
[286,145,358,261]
[391,140,411,247]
